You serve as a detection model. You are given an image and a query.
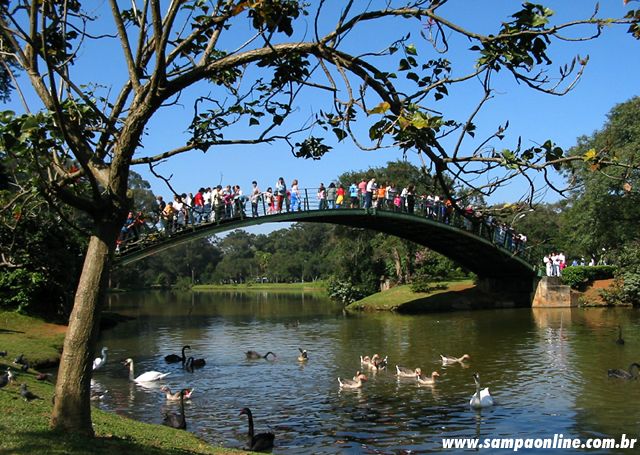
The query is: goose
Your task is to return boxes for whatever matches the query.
[20,361,29,372]
[161,386,194,400]
[441,354,471,365]
[297,348,309,362]
[185,356,206,370]
[20,383,42,402]
[246,351,277,360]
[396,365,422,378]
[416,371,440,385]
[373,355,388,371]
[162,389,187,430]
[13,354,25,365]
[469,372,494,408]
[7,367,15,383]
[123,358,170,383]
[361,354,380,369]
[608,363,640,379]
[360,355,372,367]
[338,371,368,389]
[616,325,625,345]
[164,345,191,364]
[240,407,275,452]
[93,347,108,371]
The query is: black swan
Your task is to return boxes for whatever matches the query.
[608,363,640,379]
[184,356,205,371]
[239,407,274,452]
[162,389,187,429]
[246,351,277,360]
[165,345,191,364]
[616,325,625,345]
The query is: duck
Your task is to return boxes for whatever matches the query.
[246,351,277,360]
[36,372,52,382]
[123,358,171,383]
[416,371,440,385]
[396,365,422,378]
[92,347,108,371]
[360,355,372,367]
[20,383,42,402]
[0,371,8,389]
[608,362,640,379]
[361,353,380,369]
[338,371,368,389]
[239,407,275,452]
[164,345,191,364]
[469,372,494,408]
[441,354,471,365]
[13,354,25,365]
[90,389,108,401]
[161,386,194,400]
[184,356,206,371]
[162,389,187,430]
[297,348,308,362]
[616,325,625,345]
[0,350,6,357]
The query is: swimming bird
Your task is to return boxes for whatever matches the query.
[164,345,191,364]
[441,354,471,365]
[90,389,108,401]
[239,407,275,452]
[161,386,194,400]
[373,355,388,371]
[396,366,422,378]
[123,358,170,383]
[416,371,440,385]
[162,389,187,430]
[608,363,640,379]
[338,371,368,389]
[616,325,625,345]
[361,354,380,369]
[20,383,42,401]
[92,347,108,371]
[360,355,372,367]
[245,351,277,360]
[297,348,308,362]
[469,372,494,408]
[185,356,206,370]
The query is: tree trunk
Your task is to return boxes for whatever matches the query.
[50,220,120,435]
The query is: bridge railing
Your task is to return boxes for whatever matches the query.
[117,188,533,265]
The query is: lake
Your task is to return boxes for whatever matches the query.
[93,291,640,453]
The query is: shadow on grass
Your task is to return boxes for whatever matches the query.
[8,429,206,455]
[0,328,25,334]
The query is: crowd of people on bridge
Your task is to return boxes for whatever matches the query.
[116,176,529,257]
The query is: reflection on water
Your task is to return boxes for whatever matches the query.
[93,291,640,453]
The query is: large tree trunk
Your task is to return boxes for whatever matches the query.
[50,220,120,434]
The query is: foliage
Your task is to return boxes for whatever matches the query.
[601,242,640,305]
[561,266,616,289]
[326,278,368,305]
[0,268,47,313]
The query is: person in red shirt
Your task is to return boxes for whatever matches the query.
[193,188,205,223]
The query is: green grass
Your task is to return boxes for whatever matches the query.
[346,280,475,312]
[193,281,326,293]
[0,311,246,455]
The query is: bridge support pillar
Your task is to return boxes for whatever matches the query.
[531,276,575,308]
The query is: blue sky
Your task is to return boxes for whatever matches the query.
[6,1,640,210]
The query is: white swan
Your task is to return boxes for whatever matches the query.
[123,358,170,383]
[92,347,108,371]
[469,372,494,408]
[441,354,470,365]
[416,371,440,385]
[396,365,422,378]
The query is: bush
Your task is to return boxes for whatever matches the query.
[327,279,369,304]
[561,265,616,289]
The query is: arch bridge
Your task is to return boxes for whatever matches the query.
[114,196,536,286]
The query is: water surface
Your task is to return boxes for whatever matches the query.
[94,291,640,453]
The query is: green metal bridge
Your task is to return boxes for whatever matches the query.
[114,205,536,282]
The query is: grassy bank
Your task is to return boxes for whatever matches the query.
[346,280,475,312]
[0,311,245,455]
[193,281,326,293]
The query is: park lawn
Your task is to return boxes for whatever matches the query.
[193,281,326,293]
[347,280,475,312]
[0,311,246,455]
